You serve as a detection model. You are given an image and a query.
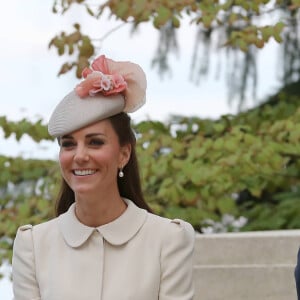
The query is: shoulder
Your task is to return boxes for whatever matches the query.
[14,225,34,254]
[167,218,195,243]
[15,218,58,244]
[15,224,34,240]
[164,218,195,250]
[146,213,195,245]
[17,217,58,232]
[32,217,58,232]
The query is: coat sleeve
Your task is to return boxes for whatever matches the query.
[159,219,195,300]
[295,247,300,299]
[12,225,41,300]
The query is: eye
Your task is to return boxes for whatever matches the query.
[89,138,104,146]
[60,140,75,148]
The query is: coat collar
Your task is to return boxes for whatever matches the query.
[58,199,148,248]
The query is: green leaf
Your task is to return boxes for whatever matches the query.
[115,2,129,19]
[172,16,180,28]
[154,6,172,28]
[85,4,94,17]
[217,197,236,214]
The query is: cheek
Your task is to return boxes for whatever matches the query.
[95,152,115,165]
[59,151,71,170]
[94,149,120,167]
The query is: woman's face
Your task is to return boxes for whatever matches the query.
[58,119,130,195]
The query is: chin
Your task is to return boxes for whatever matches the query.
[73,185,97,195]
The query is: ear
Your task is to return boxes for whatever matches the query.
[119,143,131,167]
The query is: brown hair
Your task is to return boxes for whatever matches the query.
[55,112,152,216]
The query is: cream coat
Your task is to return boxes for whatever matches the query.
[12,199,195,300]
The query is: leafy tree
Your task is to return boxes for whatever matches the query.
[49,0,300,105]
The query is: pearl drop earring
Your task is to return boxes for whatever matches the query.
[118,168,124,178]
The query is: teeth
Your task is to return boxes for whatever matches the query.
[74,169,96,176]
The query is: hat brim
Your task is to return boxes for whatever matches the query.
[48,90,125,137]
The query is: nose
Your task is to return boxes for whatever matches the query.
[73,145,89,163]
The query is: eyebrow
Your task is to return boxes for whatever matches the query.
[61,135,73,139]
[61,133,105,139]
[86,133,106,138]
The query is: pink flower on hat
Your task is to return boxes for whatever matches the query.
[112,74,126,89]
[75,55,127,98]
[99,75,111,91]
[75,54,147,113]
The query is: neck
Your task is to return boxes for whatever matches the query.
[74,189,127,227]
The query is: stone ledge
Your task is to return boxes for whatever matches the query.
[194,230,300,265]
[193,230,299,300]
[195,263,294,269]
[193,264,296,300]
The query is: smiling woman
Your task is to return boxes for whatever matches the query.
[57,117,139,227]
[11,54,195,300]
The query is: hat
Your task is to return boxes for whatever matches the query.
[48,55,147,137]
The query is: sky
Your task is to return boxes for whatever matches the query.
[0,0,282,160]
[0,1,282,298]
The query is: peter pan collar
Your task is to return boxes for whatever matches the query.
[58,199,148,248]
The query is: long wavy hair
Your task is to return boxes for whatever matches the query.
[55,112,152,216]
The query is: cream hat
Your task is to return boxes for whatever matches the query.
[48,55,147,137]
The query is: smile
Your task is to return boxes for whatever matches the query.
[73,169,97,176]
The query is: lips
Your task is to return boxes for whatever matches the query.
[73,169,97,176]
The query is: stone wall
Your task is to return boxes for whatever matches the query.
[193,230,300,300]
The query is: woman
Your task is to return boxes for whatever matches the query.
[12,55,195,300]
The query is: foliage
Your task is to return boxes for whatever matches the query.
[48,23,94,78]
[0,117,51,142]
[135,89,300,232]
[0,156,58,270]
[1,84,300,269]
[49,0,300,105]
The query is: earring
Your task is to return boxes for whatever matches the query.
[118,167,124,178]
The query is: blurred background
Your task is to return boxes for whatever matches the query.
[1,1,299,298]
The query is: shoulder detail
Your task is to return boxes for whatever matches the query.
[170,218,183,225]
[169,218,195,240]
[170,218,194,230]
[19,224,33,231]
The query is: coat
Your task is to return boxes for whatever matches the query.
[295,248,300,299]
[12,199,195,300]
